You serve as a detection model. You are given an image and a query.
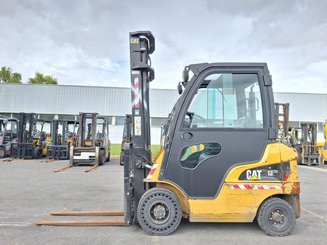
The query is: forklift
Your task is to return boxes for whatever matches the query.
[296,123,322,165]
[0,116,19,158]
[37,31,300,237]
[66,120,79,148]
[11,113,41,159]
[12,113,51,159]
[47,119,69,160]
[67,113,110,169]
[33,118,52,157]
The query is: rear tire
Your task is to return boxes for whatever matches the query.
[257,197,296,236]
[106,152,110,162]
[137,188,182,236]
[99,150,105,165]
[119,151,124,166]
[33,148,42,159]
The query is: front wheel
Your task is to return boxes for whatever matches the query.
[33,148,42,159]
[257,197,296,236]
[99,150,105,165]
[137,188,182,236]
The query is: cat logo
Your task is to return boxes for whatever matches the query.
[246,169,262,180]
[130,37,139,44]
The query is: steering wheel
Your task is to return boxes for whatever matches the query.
[33,129,41,138]
[184,112,206,128]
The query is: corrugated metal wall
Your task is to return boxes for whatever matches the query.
[0,84,326,122]
[274,93,327,122]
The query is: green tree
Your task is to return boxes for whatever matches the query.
[0,66,22,83]
[28,72,58,84]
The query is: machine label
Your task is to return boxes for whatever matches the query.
[239,163,290,181]
[130,37,139,44]
[246,170,262,180]
[134,116,142,136]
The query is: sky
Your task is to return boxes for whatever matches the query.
[0,0,326,93]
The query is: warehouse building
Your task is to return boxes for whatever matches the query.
[0,84,326,143]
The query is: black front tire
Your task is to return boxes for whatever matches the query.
[257,197,296,237]
[33,148,42,159]
[137,188,182,236]
[99,150,105,165]
[119,151,124,166]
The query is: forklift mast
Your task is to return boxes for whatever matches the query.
[11,113,36,159]
[124,31,155,224]
[17,112,35,144]
[51,119,67,146]
[78,113,97,147]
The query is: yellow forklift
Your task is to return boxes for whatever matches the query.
[33,118,52,157]
[69,113,110,167]
[37,31,300,237]
[11,113,50,159]
[47,119,70,160]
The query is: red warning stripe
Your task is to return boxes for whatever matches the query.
[134,78,140,109]
[227,184,282,190]
[146,163,158,180]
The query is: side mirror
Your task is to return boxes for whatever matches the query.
[177,82,183,95]
[182,67,189,82]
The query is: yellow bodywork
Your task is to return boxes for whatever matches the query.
[145,143,300,223]
[33,135,52,156]
[318,121,327,163]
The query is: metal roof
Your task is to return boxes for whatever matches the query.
[0,84,326,122]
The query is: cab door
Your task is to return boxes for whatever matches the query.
[163,65,274,198]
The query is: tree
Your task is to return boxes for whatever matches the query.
[0,66,22,83]
[28,72,58,84]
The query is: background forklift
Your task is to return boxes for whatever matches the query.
[47,119,69,160]
[11,113,51,159]
[295,123,322,165]
[66,120,79,148]
[69,113,110,167]
[0,116,19,158]
[33,118,52,157]
[38,31,300,237]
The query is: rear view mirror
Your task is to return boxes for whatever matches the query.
[182,67,189,83]
[177,83,183,94]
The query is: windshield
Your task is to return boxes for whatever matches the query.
[0,120,5,132]
[160,96,184,148]
[5,120,18,134]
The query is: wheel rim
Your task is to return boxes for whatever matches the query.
[150,203,170,224]
[139,191,181,234]
[269,208,288,228]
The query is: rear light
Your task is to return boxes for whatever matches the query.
[282,162,291,182]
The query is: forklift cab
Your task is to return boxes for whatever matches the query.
[161,64,276,198]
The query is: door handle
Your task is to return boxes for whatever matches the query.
[182,132,193,141]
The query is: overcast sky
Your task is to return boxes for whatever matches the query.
[0,0,326,93]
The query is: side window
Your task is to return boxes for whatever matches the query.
[183,73,263,129]
[180,143,221,169]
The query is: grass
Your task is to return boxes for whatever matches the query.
[110,144,161,157]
